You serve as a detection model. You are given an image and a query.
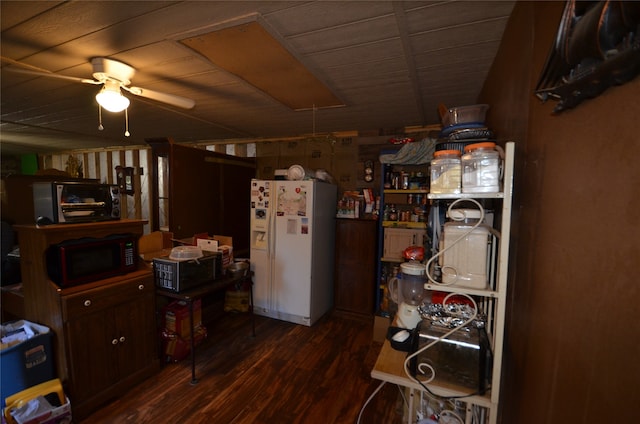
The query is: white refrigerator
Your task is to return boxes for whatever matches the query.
[250,179,337,326]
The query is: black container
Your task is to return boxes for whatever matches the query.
[386,326,415,352]
[153,251,223,292]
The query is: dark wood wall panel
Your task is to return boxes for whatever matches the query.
[479,2,639,423]
[169,144,255,255]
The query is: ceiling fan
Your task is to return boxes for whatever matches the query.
[2,56,196,111]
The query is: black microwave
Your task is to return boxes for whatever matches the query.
[46,233,138,287]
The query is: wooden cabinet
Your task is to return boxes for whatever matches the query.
[14,220,159,420]
[382,227,426,261]
[62,272,156,415]
[333,218,377,315]
[146,139,256,256]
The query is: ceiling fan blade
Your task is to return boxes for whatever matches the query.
[125,86,195,109]
[1,56,100,84]
[4,67,100,84]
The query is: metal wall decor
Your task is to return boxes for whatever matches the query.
[535,1,640,113]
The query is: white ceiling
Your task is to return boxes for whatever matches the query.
[0,1,515,156]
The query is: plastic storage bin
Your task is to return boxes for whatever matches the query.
[1,321,55,408]
[3,378,71,424]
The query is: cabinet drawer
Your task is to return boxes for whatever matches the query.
[62,274,153,318]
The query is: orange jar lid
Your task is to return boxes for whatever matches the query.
[434,149,460,157]
[464,142,496,152]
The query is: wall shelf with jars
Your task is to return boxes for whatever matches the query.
[376,162,430,316]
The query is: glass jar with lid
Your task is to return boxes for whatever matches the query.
[430,149,461,194]
[461,142,501,193]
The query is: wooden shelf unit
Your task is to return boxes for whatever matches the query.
[14,219,159,420]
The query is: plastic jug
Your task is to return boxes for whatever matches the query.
[441,209,491,289]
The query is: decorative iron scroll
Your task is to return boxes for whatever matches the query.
[535,1,640,113]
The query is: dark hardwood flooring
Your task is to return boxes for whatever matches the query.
[78,311,404,424]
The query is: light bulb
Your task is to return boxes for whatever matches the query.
[95,81,130,112]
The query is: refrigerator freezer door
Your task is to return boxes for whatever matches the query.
[250,179,274,315]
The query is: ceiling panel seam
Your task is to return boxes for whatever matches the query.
[393,2,426,125]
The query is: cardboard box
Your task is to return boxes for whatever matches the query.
[138,231,174,262]
[373,314,391,343]
[170,233,233,267]
[163,300,202,337]
[218,246,233,267]
[161,326,207,363]
[256,157,280,180]
[333,135,358,155]
[255,140,281,157]
[279,140,306,156]
[200,235,233,267]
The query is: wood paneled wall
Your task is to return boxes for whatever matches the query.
[13,127,438,233]
[479,2,640,423]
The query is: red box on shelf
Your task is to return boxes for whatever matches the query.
[163,300,201,338]
[161,326,207,363]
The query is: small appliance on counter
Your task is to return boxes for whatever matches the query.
[153,247,223,293]
[45,233,137,287]
[441,208,496,289]
[33,181,121,224]
[410,319,492,394]
[388,260,429,329]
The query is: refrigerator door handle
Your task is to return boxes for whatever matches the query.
[267,206,275,259]
[268,201,276,311]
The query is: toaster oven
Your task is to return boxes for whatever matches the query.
[33,182,121,224]
[410,320,492,394]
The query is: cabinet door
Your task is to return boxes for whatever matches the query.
[112,288,156,378]
[334,219,377,315]
[63,274,156,406]
[65,303,119,401]
[383,228,426,260]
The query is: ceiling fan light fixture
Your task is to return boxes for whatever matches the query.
[96,81,130,112]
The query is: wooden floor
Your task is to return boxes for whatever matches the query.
[78,311,404,424]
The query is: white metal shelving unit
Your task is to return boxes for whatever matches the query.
[425,141,514,423]
[371,141,515,424]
